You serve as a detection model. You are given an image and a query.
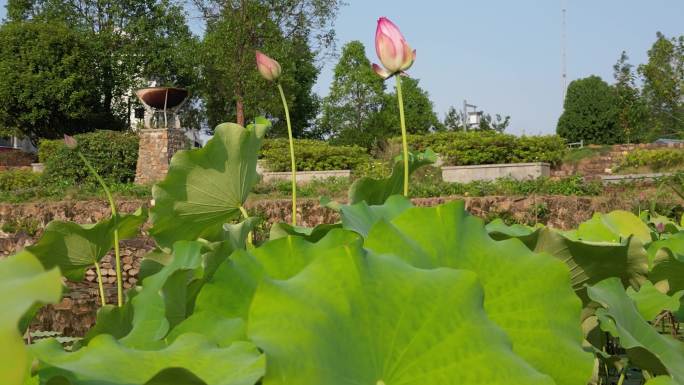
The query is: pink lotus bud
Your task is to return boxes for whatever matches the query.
[63,134,77,149]
[656,222,665,233]
[375,17,416,76]
[256,50,282,81]
[372,63,392,79]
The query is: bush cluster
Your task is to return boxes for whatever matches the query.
[0,168,40,193]
[617,148,684,172]
[260,138,371,172]
[389,131,567,166]
[410,175,602,198]
[39,130,139,188]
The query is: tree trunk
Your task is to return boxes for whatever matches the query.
[236,96,245,126]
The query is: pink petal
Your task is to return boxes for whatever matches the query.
[377,32,402,72]
[372,63,391,79]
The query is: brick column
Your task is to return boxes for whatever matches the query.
[135,129,186,185]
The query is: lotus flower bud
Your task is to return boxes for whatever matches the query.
[64,134,77,150]
[374,17,416,76]
[656,222,665,233]
[256,50,282,81]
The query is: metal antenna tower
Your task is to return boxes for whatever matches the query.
[561,1,567,106]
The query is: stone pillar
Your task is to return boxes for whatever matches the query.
[135,129,186,185]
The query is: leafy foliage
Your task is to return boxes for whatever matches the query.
[260,138,370,171]
[557,75,622,145]
[39,130,139,188]
[391,131,567,166]
[617,148,684,172]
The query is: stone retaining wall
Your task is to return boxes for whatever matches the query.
[0,194,662,335]
[442,163,550,183]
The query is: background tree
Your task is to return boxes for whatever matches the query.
[478,113,510,132]
[557,75,621,144]
[0,21,104,141]
[380,77,443,135]
[196,0,341,134]
[613,51,649,143]
[318,41,386,148]
[443,107,463,131]
[638,32,684,137]
[3,0,200,132]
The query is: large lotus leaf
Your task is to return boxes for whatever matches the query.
[535,229,649,295]
[626,281,684,321]
[648,232,684,294]
[486,219,543,250]
[574,210,652,244]
[31,333,264,385]
[24,208,147,281]
[364,200,592,385]
[269,222,342,242]
[647,377,678,385]
[249,243,555,385]
[150,118,270,248]
[0,251,62,385]
[348,149,436,205]
[176,229,361,326]
[340,194,413,237]
[588,277,684,383]
[118,241,203,349]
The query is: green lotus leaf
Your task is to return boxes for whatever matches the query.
[535,229,648,295]
[587,277,684,383]
[31,333,264,385]
[269,222,342,242]
[364,200,593,385]
[150,118,270,248]
[178,229,361,324]
[143,368,208,385]
[24,208,147,280]
[486,219,543,250]
[626,281,684,321]
[223,217,261,249]
[573,210,652,244]
[119,241,204,349]
[348,149,435,205]
[340,194,413,237]
[648,232,684,294]
[248,244,555,385]
[0,251,62,385]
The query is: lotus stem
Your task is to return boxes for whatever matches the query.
[395,75,409,196]
[78,152,123,307]
[239,206,253,245]
[277,83,297,225]
[93,260,106,306]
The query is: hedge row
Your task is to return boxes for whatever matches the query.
[617,148,684,172]
[39,130,139,187]
[390,131,567,167]
[260,138,371,172]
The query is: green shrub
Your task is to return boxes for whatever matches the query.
[389,132,567,166]
[617,148,684,172]
[39,130,139,187]
[260,139,370,172]
[409,175,602,198]
[0,169,40,192]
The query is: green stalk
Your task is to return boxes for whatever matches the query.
[93,260,106,306]
[78,152,123,307]
[277,83,297,225]
[395,75,409,196]
[239,205,253,245]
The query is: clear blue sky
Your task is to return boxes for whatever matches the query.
[2,0,682,135]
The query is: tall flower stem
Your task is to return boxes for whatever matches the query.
[277,83,297,225]
[93,260,106,306]
[78,152,123,307]
[239,205,253,245]
[395,75,409,196]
